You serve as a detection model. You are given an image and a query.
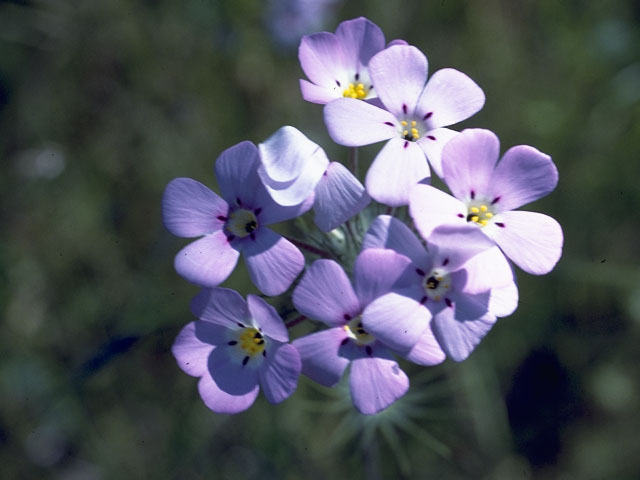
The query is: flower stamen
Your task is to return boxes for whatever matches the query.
[343,82,368,99]
[466,204,494,227]
[225,209,259,238]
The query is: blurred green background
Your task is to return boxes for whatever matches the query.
[1,0,639,478]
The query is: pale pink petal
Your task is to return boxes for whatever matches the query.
[484,211,563,275]
[416,68,485,129]
[174,232,240,287]
[368,44,428,117]
[365,137,430,206]
[324,98,397,146]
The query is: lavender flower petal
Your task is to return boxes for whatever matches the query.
[259,343,301,404]
[162,178,227,238]
[353,248,412,307]
[198,349,260,414]
[299,32,346,90]
[432,305,496,362]
[488,145,559,211]
[484,210,564,275]
[174,232,240,287]
[403,326,446,366]
[247,294,289,343]
[324,98,397,146]
[416,68,485,130]
[190,287,251,329]
[214,141,263,207]
[172,322,217,377]
[365,137,431,206]
[334,17,385,74]
[292,328,350,387]
[368,44,428,117]
[292,259,360,326]
[313,162,370,232]
[349,348,409,414]
[441,129,500,202]
[409,184,467,239]
[362,215,430,267]
[415,127,458,179]
[362,291,429,352]
[243,228,304,296]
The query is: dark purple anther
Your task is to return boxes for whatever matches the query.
[423,112,433,120]
[420,296,428,304]
[365,346,373,356]
[457,213,464,218]
[470,190,476,200]
[249,233,256,241]
[237,322,245,328]
[442,257,449,266]
[340,337,349,346]
[242,356,249,366]
[236,197,243,206]
[491,196,501,205]
[404,141,409,149]
[384,121,394,126]
[445,298,453,308]
[228,341,237,346]
[343,313,351,321]
[496,222,506,228]
[427,135,436,141]
[402,103,408,114]
[253,207,262,215]
[227,234,236,243]
[355,73,360,80]
[336,80,341,87]
[416,268,425,276]
[217,215,227,221]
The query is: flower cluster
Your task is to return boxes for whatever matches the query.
[163,17,563,415]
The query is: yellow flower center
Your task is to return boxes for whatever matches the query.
[466,204,494,227]
[343,82,368,99]
[238,327,266,356]
[343,316,375,346]
[225,209,258,238]
[400,120,420,141]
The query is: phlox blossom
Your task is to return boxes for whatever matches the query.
[173,288,301,414]
[409,128,564,275]
[324,44,485,206]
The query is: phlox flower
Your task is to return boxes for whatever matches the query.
[409,128,564,275]
[258,126,370,232]
[299,17,386,104]
[361,215,518,361]
[172,288,301,414]
[324,44,485,206]
[292,249,445,415]
[162,141,311,296]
